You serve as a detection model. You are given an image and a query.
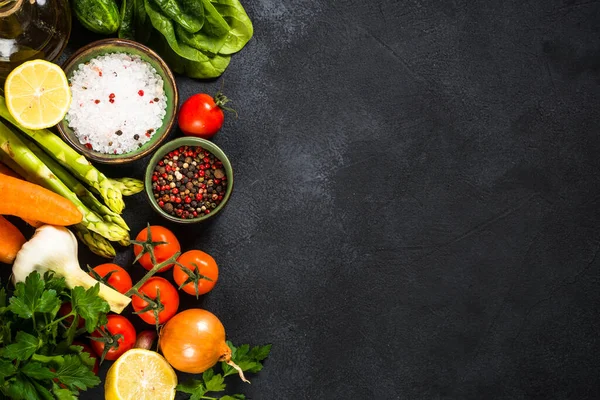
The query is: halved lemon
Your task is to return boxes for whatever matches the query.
[104,349,177,400]
[4,60,71,130]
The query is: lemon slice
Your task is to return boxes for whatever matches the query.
[4,60,71,130]
[105,349,177,400]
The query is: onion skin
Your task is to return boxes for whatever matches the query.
[159,309,231,374]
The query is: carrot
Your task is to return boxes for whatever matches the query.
[0,216,26,264]
[0,163,44,227]
[0,174,83,226]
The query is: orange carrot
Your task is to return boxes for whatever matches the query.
[0,216,26,264]
[0,174,83,226]
[0,163,44,227]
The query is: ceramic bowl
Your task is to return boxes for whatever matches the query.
[145,137,234,223]
[56,39,178,164]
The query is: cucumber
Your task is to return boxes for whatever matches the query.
[72,0,121,35]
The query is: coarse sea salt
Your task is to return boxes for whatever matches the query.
[66,53,167,154]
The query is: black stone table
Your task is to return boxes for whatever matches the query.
[3,0,600,398]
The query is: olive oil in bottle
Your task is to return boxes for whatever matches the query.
[0,0,71,81]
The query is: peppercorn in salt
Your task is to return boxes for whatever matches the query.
[66,53,167,154]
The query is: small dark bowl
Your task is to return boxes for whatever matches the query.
[57,39,178,164]
[145,137,234,223]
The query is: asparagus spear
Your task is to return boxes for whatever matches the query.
[110,177,144,196]
[22,137,130,232]
[72,225,117,258]
[0,95,125,214]
[0,122,129,242]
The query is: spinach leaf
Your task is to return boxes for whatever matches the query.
[176,24,228,55]
[133,0,153,43]
[180,0,204,21]
[118,0,135,39]
[151,0,203,33]
[175,0,231,55]
[201,0,230,38]
[182,53,231,78]
[150,30,231,78]
[144,0,209,62]
[212,2,253,55]
[210,0,246,12]
[147,30,186,74]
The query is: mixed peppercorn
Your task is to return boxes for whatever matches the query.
[151,145,227,219]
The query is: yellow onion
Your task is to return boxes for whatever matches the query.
[159,309,248,382]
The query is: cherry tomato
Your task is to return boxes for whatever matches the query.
[73,341,99,374]
[173,250,219,297]
[58,303,85,329]
[178,93,228,138]
[89,263,132,294]
[90,315,136,361]
[133,226,181,272]
[131,277,179,325]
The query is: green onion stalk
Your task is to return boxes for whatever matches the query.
[0,122,129,242]
[0,95,125,214]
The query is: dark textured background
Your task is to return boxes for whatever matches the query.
[3,0,600,398]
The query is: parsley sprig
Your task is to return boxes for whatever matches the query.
[176,342,272,400]
[0,271,109,399]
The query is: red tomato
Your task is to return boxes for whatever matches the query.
[58,303,85,329]
[178,93,227,138]
[89,263,132,294]
[173,250,219,297]
[73,341,99,374]
[131,277,179,325]
[90,315,136,361]
[133,226,181,272]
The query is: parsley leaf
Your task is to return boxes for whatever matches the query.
[31,379,55,400]
[0,358,16,380]
[177,369,226,400]
[3,374,39,400]
[9,272,47,319]
[20,362,56,380]
[203,369,226,392]
[1,332,40,360]
[177,341,271,400]
[70,344,97,371]
[222,342,272,377]
[70,284,109,332]
[55,354,100,391]
[0,272,107,399]
[43,272,67,294]
[52,384,78,400]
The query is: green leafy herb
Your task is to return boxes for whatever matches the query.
[70,284,109,332]
[211,1,254,55]
[115,0,253,78]
[0,271,108,399]
[180,0,205,21]
[144,0,209,62]
[1,331,40,360]
[177,341,271,399]
[151,0,204,33]
[119,0,136,39]
[222,341,272,376]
